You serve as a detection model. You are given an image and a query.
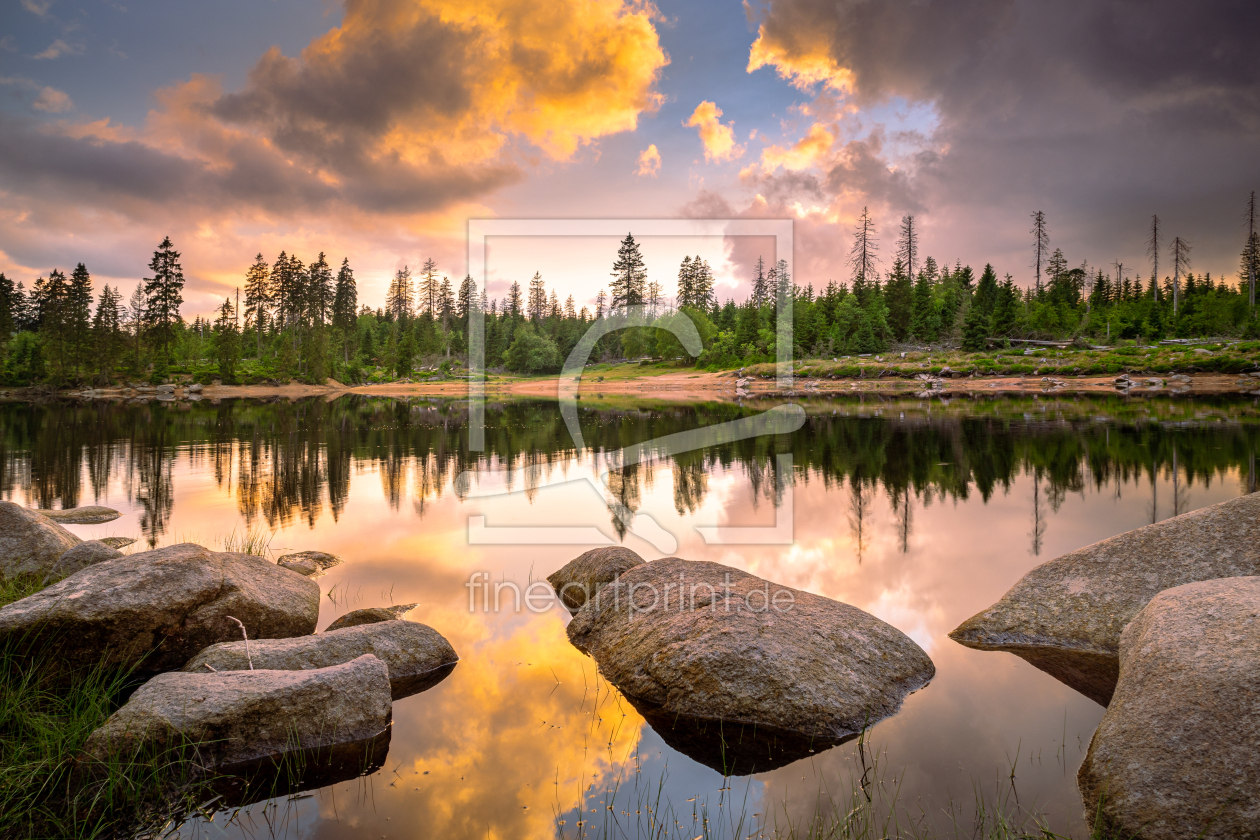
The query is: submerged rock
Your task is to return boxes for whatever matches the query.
[1078,578,1260,839]
[547,546,645,612]
[98,536,137,549]
[0,543,319,679]
[183,619,457,699]
[0,500,81,579]
[277,551,342,577]
[325,603,417,631]
[85,654,392,773]
[949,493,1260,705]
[35,505,122,524]
[567,558,933,771]
[46,540,123,578]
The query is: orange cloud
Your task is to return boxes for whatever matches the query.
[635,143,661,177]
[759,122,835,173]
[686,101,743,163]
[747,25,853,93]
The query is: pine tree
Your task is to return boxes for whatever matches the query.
[609,233,647,312]
[307,252,333,327]
[1170,236,1191,316]
[884,258,913,341]
[0,273,15,343]
[897,215,918,280]
[960,296,990,351]
[244,253,270,356]
[213,296,241,380]
[973,264,999,320]
[1030,210,1049,295]
[677,256,695,308]
[910,269,938,342]
[507,281,523,318]
[142,237,185,355]
[40,270,71,381]
[332,258,358,362]
[417,258,439,317]
[456,274,477,320]
[564,295,577,319]
[66,263,93,378]
[387,266,413,320]
[595,289,607,319]
[527,271,547,321]
[849,207,880,285]
[991,275,1020,337]
[751,256,769,307]
[92,285,123,383]
[438,275,455,326]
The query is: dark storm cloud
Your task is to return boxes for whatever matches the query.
[748,0,1260,277]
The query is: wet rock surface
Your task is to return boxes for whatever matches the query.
[0,501,81,579]
[324,603,417,631]
[1078,577,1260,840]
[277,551,342,577]
[183,619,457,699]
[85,654,392,773]
[949,493,1260,704]
[0,543,319,679]
[567,557,934,762]
[547,546,645,612]
[35,505,122,524]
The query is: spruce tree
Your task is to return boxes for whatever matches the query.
[142,237,185,356]
[387,266,413,321]
[527,271,547,321]
[332,258,357,362]
[751,256,769,308]
[307,252,333,327]
[40,270,70,381]
[66,264,94,377]
[910,270,938,342]
[439,275,455,326]
[456,274,476,320]
[991,275,1020,337]
[213,296,241,380]
[609,233,647,312]
[506,281,523,318]
[244,253,270,356]
[0,273,17,344]
[884,258,913,341]
[417,258,439,317]
[92,285,123,384]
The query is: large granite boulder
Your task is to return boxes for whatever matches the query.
[324,603,416,631]
[567,558,934,773]
[183,619,457,699]
[35,505,122,524]
[0,543,319,679]
[548,546,645,612]
[45,540,123,579]
[0,501,81,579]
[1078,578,1260,839]
[84,654,392,773]
[950,494,1260,705]
[277,551,342,577]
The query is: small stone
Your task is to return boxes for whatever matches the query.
[277,551,342,577]
[98,536,137,549]
[547,547,645,613]
[34,505,122,525]
[325,604,417,631]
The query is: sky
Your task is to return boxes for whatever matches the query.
[1,0,1258,318]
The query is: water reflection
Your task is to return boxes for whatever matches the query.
[4,393,1260,838]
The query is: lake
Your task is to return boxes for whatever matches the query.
[3,392,1258,839]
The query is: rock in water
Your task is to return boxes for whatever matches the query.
[547,546,645,612]
[34,505,122,524]
[85,654,392,773]
[183,619,457,699]
[1078,578,1260,839]
[98,536,137,549]
[949,494,1260,705]
[46,540,122,578]
[277,551,342,577]
[567,558,933,773]
[325,604,417,631]
[0,543,319,679]
[0,501,81,579]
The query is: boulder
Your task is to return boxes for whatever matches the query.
[547,546,645,612]
[183,619,457,699]
[0,543,319,679]
[84,654,392,773]
[1078,578,1260,839]
[950,493,1260,705]
[35,505,121,524]
[567,558,934,773]
[277,550,342,577]
[324,603,416,631]
[0,500,81,579]
[98,536,137,549]
[44,540,122,579]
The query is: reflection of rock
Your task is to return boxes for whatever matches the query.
[184,619,457,699]
[277,550,342,577]
[950,494,1260,705]
[0,543,319,679]
[85,654,392,773]
[99,536,137,550]
[634,701,847,775]
[1078,578,1260,839]
[48,540,122,577]
[325,603,417,631]
[34,505,122,524]
[0,501,80,579]
[547,547,645,612]
[567,558,933,752]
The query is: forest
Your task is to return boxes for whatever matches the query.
[1,203,1258,387]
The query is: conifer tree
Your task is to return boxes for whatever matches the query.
[884,258,913,341]
[609,233,647,312]
[213,296,241,380]
[751,256,769,307]
[417,258,439,316]
[142,237,184,355]
[910,269,938,342]
[849,207,880,286]
[92,285,123,383]
[41,270,71,381]
[387,266,413,320]
[439,275,455,326]
[244,253,270,355]
[1030,210,1049,295]
[897,215,918,280]
[0,273,15,343]
[527,271,547,321]
[506,281,523,318]
[595,289,606,319]
[67,263,93,376]
[332,258,358,362]
[307,252,334,326]
[991,275,1020,337]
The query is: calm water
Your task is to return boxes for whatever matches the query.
[4,393,1259,838]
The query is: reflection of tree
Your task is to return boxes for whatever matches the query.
[1029,472,1046,557]
[1171,446,1189,517]
[135,425,173,548]
[605,459,641,542]
[848,478,871,563]
[672,455,707,516]
[891,487,912,553]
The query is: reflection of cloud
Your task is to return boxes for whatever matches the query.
[686,101,743,162]
[635,143,661,177]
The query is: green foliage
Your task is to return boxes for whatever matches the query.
[505,324,562,373]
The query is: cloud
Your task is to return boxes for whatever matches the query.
[636,143,661,177]
[742,0,1260,283]
[685,100,744,162]
[757,121,834,173]
[34,39,83,60]
[21,0,52,16]
[0,76,73,113]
